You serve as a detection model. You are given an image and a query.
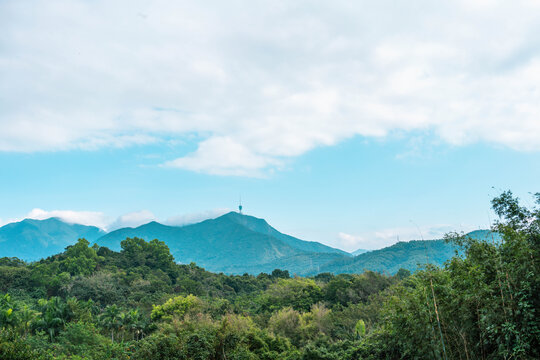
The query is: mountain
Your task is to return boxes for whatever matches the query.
[0,218,105,261]
[97,213,496,275]
[0,213,498,276]
[95,212,348,274]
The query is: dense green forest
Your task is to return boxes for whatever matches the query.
[0,191,538,359]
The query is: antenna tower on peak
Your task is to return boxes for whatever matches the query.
[238,195,243,214]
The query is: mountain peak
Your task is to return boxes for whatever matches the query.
[220,210,253,218]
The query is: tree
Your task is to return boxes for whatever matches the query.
[259,278,323,312]
[395,268,411,280]
[100,304,122,342]
[354,319,365,338]
[271,269,290,279]
[0,294,16,330]
[16,305,37,337]
[151,294,201,321]
[120,237,175,272]
[268,307,302,345]
[62,238,100,276]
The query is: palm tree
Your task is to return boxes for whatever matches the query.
[33,297,70,341]
[118,310,132,342]
[17,305,37,337]
[126,309,144,341]
[0,294,17,330]
[34,309,63,341]
[100,305,121,342]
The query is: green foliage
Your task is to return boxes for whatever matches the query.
[151,294,201,321]
[69,271,126,305]
[33,297,73,341]
[120,237,175,273]
[62,238,100,276]
[0,330,46,360]
[324,272,393,307]
[0,265,31,293]
[56,322,106,356]
[354,319,365,338]
[268,307,302,345]
[0,191,537,359]
[259,278,323,312]
[99,304,121,342]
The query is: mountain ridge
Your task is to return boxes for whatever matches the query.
[0,213,496,276]
[95,212,345,273]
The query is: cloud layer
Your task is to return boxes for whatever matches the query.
[107,210,156,231]
[1,0,539,175]
[12,208,227,231]
[25,208,111,229]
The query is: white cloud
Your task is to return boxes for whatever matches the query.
[25,208,110,229]
[164,137,281,177]
[336,232,367,252]
[1,0,540,175]
[107,210,156,231]
[165,208,231,227]
[9,208,231,231]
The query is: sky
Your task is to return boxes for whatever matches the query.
[1,0,539,251]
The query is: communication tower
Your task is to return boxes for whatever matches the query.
[238,196,243,214]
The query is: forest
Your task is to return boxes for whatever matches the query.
[0,191,538,360]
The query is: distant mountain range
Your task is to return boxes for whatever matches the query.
[0,213,497,275]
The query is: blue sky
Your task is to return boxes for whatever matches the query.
[1,135,538,250]
[1,0,539,251]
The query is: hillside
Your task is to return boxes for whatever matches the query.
[221,212,348,255]
[0,218,105,260]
